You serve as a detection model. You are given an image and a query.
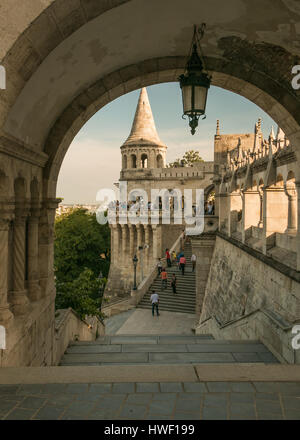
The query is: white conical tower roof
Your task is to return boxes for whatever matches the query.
[122,88,166,147]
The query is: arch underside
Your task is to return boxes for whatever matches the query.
[0,0,299,199]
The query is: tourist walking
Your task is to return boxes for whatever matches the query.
[171,273,177,294]
[177,251,183,271]
[166,248,171,267]
[179,254,186,276]
[171,250,177,265]
[161,268,168,289]
[157,258,162,275]
[150,290,160,316]
[191,253,196,272]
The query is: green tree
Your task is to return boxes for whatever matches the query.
[55,268,105,319]
[167,150,204,168]
[54,208,110,283]
[54,208,110,317]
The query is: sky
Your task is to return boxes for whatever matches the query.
[57,82,277,204]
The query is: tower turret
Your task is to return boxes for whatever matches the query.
[121,88,167,170]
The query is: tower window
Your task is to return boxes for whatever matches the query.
[131,154,137,168]
[141,154,148,168]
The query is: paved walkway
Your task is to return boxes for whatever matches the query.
[1,310,298,420]
[1,381,300,420]
[109,309,196,335]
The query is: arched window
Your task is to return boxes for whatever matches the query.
[131,154,137,168]
[122,154,127,169]
[141,154,148,168]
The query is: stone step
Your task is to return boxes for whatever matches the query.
[71,334,215,345]
[66,342,271,355]
[61,335,279,366]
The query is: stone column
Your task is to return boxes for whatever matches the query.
[136,224,142,282]
[262,187,288,254]
[0,219,14,324]
[144,224,150,273]
[228,191,242,237]
[121,224,129,267]
[296,181,300,271]
[129,224,135,258]
[242,190,260,243]
[27,213,41,301]
[39,198,61,298]
[111,225,120,267]
[109,225,114,266]
[136,224,142,249]
[258,187,264,228]
[218,193,228,232]
[284,184,297,235]
[152,225,158,263]
[11,215,29,315]
[192,234,216,321]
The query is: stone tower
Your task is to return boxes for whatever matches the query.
[121,87,167,170]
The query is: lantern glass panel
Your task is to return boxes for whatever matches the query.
[194,85,208,113]
[182,85,193,114]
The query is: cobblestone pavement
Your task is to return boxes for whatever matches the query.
[1,382,300,420]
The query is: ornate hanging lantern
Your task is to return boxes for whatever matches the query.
[179,24,211,135]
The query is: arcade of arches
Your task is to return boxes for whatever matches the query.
[0,0,300,367]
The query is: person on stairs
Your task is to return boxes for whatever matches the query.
[157,258,162,275]
[166,248,171,267]
[191,253,196,272]
[161,268,168,289]
[171,273,177,294]
[150,290,160,316]
[179,254,186,276]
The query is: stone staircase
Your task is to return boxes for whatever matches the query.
[60,334,279,366]
[138,241,196,314]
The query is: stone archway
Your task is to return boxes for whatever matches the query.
[0,0,300,366]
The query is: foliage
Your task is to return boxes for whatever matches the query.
[167,150,204,168]
[54,208,110,318]
[54,208,110,283]
[55,268,105,320]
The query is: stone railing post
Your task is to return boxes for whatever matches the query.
[0,218,14,324]
[27,208,41,301]
[284,184,297,235]
[11,211,30,315]
[39,198,61,298]
[296,181,300,271]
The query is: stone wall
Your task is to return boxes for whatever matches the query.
[197,234,300,362]
[0,294,105,367]
[0,294,56,367]
[53,308,104,366]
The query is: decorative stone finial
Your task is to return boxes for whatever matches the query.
[276,126,284,141]
[269,126,275,140]
[257,118,262,132]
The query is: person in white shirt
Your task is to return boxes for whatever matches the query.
[191,254,196,272]
[150,290,160,316]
